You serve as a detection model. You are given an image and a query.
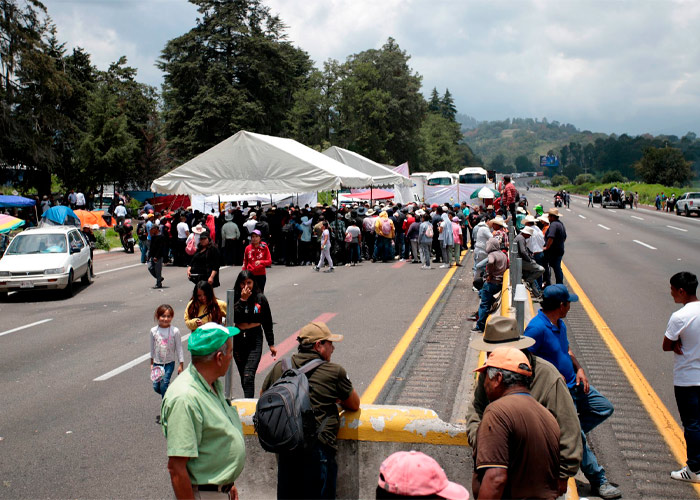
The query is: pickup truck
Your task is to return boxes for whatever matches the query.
[675,192,700,216]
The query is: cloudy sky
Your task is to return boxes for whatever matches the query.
[44,0,700,137]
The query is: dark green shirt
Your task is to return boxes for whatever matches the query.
[261,351,354,449]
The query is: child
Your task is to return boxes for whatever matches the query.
[150,304,184,418]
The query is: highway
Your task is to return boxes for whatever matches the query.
[0,252,448,498]
[526,187,700,423]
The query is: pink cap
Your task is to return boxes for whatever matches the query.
[378,451,469,500]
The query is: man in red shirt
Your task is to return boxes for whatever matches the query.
[501,176,518,222]
[242,229,272,292]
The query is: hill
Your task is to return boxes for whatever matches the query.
[458,117,608,166]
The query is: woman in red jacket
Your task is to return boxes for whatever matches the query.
[242,229,272,292]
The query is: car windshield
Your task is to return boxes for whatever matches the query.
[6,233,67,255]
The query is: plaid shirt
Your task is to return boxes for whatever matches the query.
[329,219,346,241]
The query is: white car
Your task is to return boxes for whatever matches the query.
[675,192,700,217]
[0,225,93,298]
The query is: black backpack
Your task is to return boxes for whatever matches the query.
[254,358,326,453]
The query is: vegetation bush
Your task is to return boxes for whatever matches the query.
[127,198,141,216]
[94,231,110,251]
[600,170,626,184]
[544,182,688,205]
[551,175,570,186]
[573,173,596,185]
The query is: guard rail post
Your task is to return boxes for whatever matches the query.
[514,283,527,334]
[511,256,522,304]
[225,288,236,402]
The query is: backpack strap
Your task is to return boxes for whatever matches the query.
[297,358,326,374]
[281,358,292,372]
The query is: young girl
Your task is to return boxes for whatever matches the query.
[184,281,227,331]
[150,304,184,408]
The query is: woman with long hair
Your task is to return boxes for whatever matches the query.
[184,281,226,332]
[233,270,276,397]
[187,230,221,288]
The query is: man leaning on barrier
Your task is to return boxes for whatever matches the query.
[466,316,582,497]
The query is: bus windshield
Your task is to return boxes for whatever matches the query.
[459,173,488,184]
[427,177,452,186]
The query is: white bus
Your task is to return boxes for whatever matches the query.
[458,167,489,185]
[426,171,455,186]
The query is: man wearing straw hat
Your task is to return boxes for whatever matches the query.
[466,316,582,497]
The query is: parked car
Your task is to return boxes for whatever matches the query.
[675,192,700,217]
[0,225,93,298]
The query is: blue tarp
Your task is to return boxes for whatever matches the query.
[0,195,36,208]
[126,191,167,203]
[41,206,80,226]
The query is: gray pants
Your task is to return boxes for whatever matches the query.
[317,246,333,269]
[441,244,452,266]
[410,239,419,262]
[148,258,163,285]
[419,242,432,267]
[522,260,544,296]
[452,243,461,264]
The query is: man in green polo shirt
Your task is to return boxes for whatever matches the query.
[161,323,246,499]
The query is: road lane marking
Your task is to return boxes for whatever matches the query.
[633,239,657,250]
[667,225,688,232]
[597,224,611,230]
[607,209,617,213]
[0,318,53,338]
[362,251,464,404]
[562,263,700,495]
[94,333,190,381]
[566,208,571,212]
[391,261,406,269]
[95,263,143,276]
[578,214,586,219]
[631,215,644,220]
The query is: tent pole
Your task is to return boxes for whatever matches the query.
[371,186,373,205]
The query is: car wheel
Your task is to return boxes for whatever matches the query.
[81,261,93,285]
[676,206,682,215]
[686,206,691,217]
[64,270,75,298]
[0,291,8,301]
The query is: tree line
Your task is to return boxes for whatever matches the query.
[1,0,477,196]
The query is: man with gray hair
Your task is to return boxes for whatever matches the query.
[472,346,560,499]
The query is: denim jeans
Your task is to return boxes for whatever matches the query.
[476,281,502,331]
[419,242,431,267]
[148,258,163,286]
[675,385,700,472]
[152,361,175,398]
[138,239,148,263]
[544,251,564,285]
[233,327,263,398]
[395,233,405,259]
[347,242,360,264]
[277,441,337,499]
[569,384,614,486]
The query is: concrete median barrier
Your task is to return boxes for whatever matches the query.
[233,399,470,499]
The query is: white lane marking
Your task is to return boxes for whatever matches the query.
[0,318,54,338]
[566,208,571,212]
[633,239,657,250]
[94,333,191,381]
[607,209,617,213]
[667,225,688,232]
[631,215,644,221]
[598,224,611,230]
[578,214,586,219]
[95,263,143,276]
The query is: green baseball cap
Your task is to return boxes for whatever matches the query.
[188,322,241,356]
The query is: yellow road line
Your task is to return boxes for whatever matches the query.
[566,477,579,500]
[500,269,510,316]
[361,252,464,404]
[563,262,700,497]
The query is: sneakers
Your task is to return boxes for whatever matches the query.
[155,415,161,424]
[323,268,334,273]
[470,327,484,334]
[671,466,700,483]
[439,264,449,269]
[313,266,320,272]
[592,481,622,499]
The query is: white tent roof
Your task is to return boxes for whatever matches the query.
[150,131,373,195]
[322,146,412,188]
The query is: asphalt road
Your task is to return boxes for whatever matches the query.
[526,187,700,423]
[0,251,448,499]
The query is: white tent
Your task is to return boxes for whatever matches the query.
[150,131,373,195]
[322,146,412,188]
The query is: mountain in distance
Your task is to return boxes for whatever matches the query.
[456,116,608,166]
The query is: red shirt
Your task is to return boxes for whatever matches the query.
[243,243,272,276]
[502,183,518,207]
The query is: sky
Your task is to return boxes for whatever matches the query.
[44,0,700,137]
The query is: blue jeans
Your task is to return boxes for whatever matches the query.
[395,233,405,259]
[376,236,393,262]
[569,384,614,486]
[138,239,148,263]
[545,251,564,285]
[348,242,360,264]
[533,252,546,288]
[152,361,175,398]
[476,281,501,331]
[675,385,700,472]
[278,441,337,499]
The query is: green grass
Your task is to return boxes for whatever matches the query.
[95,227,134,250]
[544,182,690,205]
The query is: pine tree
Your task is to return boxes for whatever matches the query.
[428,87,440,113]
[440,88,456,121]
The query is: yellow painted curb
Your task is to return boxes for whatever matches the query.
[563,262,700,497]
[565,477,579,500]
[361,254,463,404]
[500,269,510,316]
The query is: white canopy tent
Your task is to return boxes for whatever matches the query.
[150,131,373,195]
[322,146,412,188]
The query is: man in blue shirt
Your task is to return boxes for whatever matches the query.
[524,284,621,499]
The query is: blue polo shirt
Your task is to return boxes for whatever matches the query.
[524,310,576,387]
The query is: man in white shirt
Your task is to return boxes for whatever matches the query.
[75,191,86,209]
[524,215,545,290]
[664,272,700,483]
[114,201,128,225]
[243,212,257,240]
